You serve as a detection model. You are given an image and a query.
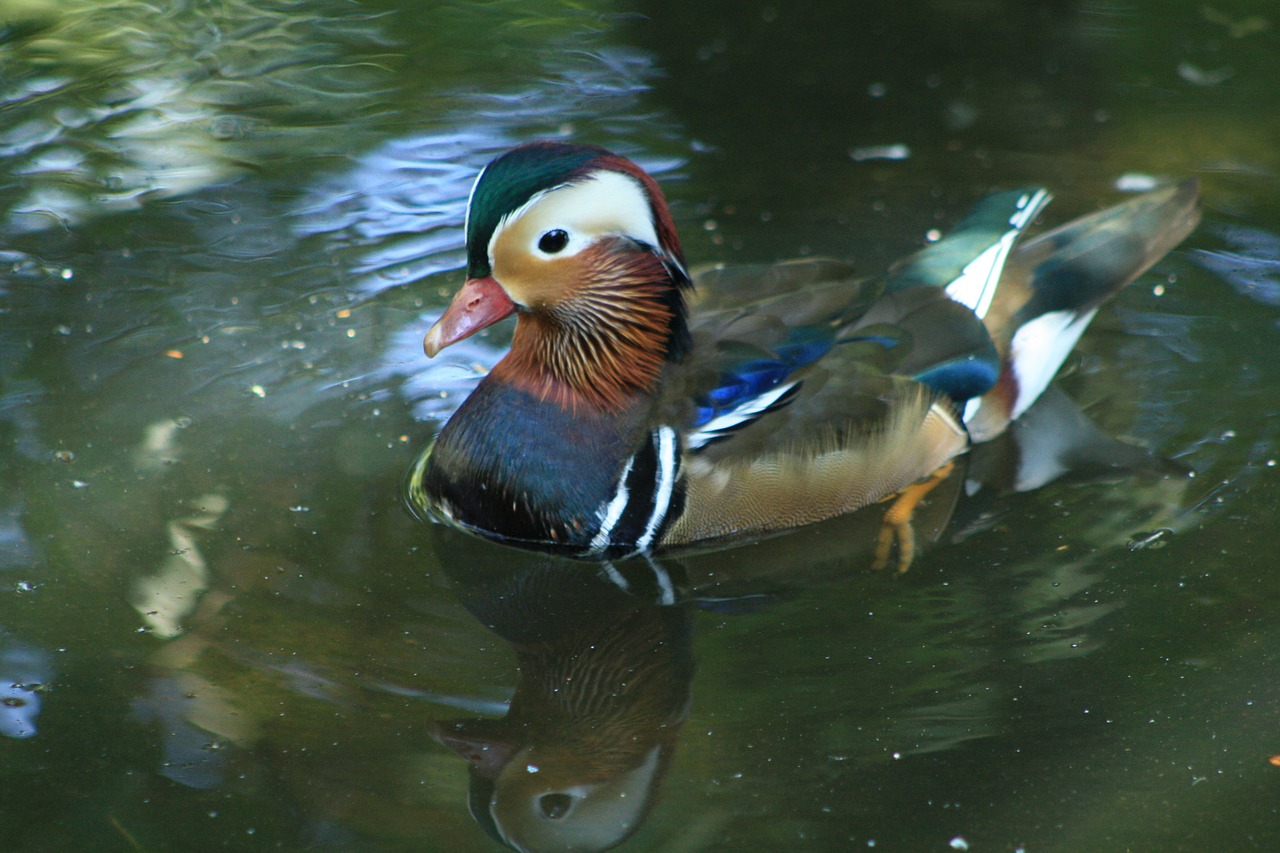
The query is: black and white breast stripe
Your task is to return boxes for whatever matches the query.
[588,426,684,558]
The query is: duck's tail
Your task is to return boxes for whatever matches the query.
[950,181,1200,441]
[867,180,1198,439]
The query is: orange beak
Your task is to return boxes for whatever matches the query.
[423,276,517,357]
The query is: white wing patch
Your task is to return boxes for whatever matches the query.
[686,381,799,450]
[945,189,1051,319]
[1008,307,1097,421]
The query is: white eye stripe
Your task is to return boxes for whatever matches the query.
[488,171,660,267]
[488,186,556,269]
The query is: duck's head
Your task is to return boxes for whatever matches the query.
[424,142,691,411]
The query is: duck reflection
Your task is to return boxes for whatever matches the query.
[430,552,693,853]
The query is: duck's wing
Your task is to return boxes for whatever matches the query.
[668,182,1077,454]
[659,262,981,547]
[668,236,1013,462]
[672,258,889,456]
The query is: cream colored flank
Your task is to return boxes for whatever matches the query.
[667,389,966,543]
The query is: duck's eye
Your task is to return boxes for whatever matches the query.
[538,229,570,254]
[538,792,575,820]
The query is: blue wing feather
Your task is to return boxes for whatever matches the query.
[912,356,1001,401]
[692,328,840,429]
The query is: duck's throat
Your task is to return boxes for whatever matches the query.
[493,285,682,412]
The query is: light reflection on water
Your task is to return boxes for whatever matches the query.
[2,0,1280,851]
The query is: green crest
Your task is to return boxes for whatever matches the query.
[465,142,610,277]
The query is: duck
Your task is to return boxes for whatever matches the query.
[407,141,1200,570]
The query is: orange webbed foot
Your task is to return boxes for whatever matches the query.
[871,461,956,573]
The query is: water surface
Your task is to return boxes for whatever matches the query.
[3,1,1279,851]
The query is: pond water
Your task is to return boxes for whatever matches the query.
[3,1,1280,851]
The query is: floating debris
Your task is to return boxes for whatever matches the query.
[1177,61,1235,86]
[1129,528,1174,551]
[1115,173,1160,192]
[849,144,910,162]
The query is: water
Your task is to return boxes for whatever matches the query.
[2,1,1279,850]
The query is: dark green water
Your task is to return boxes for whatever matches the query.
[2,1,1279,851]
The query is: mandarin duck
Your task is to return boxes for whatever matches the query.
[407,142,1199,570]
